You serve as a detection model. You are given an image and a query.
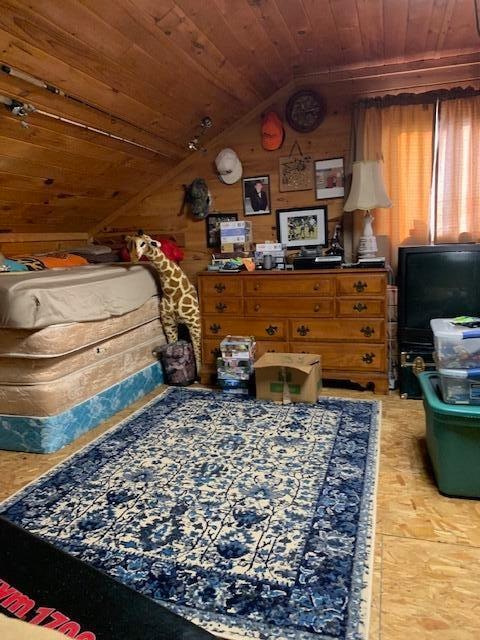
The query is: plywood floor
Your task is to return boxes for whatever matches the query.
[1,385,479,640]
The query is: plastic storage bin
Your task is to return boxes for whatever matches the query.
[438,367,480,404]
[418,371,480,498]
[431,318,480,369]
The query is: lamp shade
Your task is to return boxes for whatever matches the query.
[344,160,392,211]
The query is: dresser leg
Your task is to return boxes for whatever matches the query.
[370,378,389,394]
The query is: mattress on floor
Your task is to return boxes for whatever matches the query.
[0,318,165,384]
[0,362,164,453]
[0,333,166,416]
[0,295,161,358]
[0,263,160,329]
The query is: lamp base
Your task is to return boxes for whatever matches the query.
[358,235,377,259]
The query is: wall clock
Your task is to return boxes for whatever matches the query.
[285,89,326,133]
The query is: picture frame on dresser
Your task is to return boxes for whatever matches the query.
[205,212,238,249]
[276,205,328,249]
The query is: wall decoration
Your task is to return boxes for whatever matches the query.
[243,176,271,216]
[276,205,328,249]
[279,141,313,192]
[285,89,326,133]
[205,212,238,248]
[315,158,345,199]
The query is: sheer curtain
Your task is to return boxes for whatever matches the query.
[436,95,480,243]
[356,104,434,268]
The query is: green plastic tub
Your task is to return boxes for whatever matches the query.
[418,372,480,498]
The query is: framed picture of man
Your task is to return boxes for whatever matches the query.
[205,212,238,249]
[242,175,271,216]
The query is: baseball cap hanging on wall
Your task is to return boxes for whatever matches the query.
[184,178,212,219]
[215,148,243,184]
[261,111,285,151]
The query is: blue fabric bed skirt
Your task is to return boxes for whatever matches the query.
[0,362,164,453]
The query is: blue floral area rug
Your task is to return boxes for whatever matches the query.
[0,388,380,640]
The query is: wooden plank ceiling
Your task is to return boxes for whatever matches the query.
[0,0,478,235]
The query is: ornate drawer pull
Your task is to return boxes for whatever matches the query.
[362,352,375,364]
[209,323,221,334]
[214,283,226,293]
[297,325,310,336]
[265,325,278,336]
[313,283,320,290]
[360,326,375,337]
[254,304,261,312]
[313,304,321,312]
[254,283,260,291]
[354,281,367,293]
[353,302,367,312]
[215,302,227,313]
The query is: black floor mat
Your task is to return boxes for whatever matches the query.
[0,517,213,640]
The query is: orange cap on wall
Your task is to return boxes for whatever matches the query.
[261,111,285,151]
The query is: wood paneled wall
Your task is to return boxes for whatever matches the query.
[0,99,175,257]
[0,1,479,258]
[99,89,352,281]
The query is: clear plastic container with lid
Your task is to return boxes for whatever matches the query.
[438,367,480,404]
[431,318,480,369]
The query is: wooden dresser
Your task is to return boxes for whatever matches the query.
[197,269,389,393]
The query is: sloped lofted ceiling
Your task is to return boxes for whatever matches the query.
[0,0,479,235]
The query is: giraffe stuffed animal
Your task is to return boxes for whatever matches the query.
[126,231,202,378]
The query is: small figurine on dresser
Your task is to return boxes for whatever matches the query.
[325,223,344,261]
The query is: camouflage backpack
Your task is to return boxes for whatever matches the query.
[184,178,212,219]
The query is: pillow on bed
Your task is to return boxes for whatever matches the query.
[70,244,112,256]
[2,258,29,272]
[10,256,47,271]
[40,253,89,268]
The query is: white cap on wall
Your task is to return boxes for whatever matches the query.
[215,148,243,185]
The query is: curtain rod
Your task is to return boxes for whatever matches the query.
[355,86,480,109]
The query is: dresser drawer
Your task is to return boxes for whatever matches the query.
[289,342,386,372]
[290,319,384,341]
[202,318,287,340]
[245,298,333,317]
[244,276,334,297]
[202,339,222,365]
[201,297,243,315]
[254,341,290,358]
[336,274,386,296]
[336,297,385,317]
[199,276,242,297]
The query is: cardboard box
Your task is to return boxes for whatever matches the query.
[254,353,322,404]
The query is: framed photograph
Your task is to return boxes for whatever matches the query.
[242,175,271,216]
[205,212,238,249]
[315,158,344,199]
[276,205,328,249]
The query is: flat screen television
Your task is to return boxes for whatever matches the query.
[398,244,480,346]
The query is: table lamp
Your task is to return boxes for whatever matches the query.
[344,160,392,259]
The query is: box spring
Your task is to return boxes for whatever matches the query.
[0,333,166,416]
[0,362,164,453]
